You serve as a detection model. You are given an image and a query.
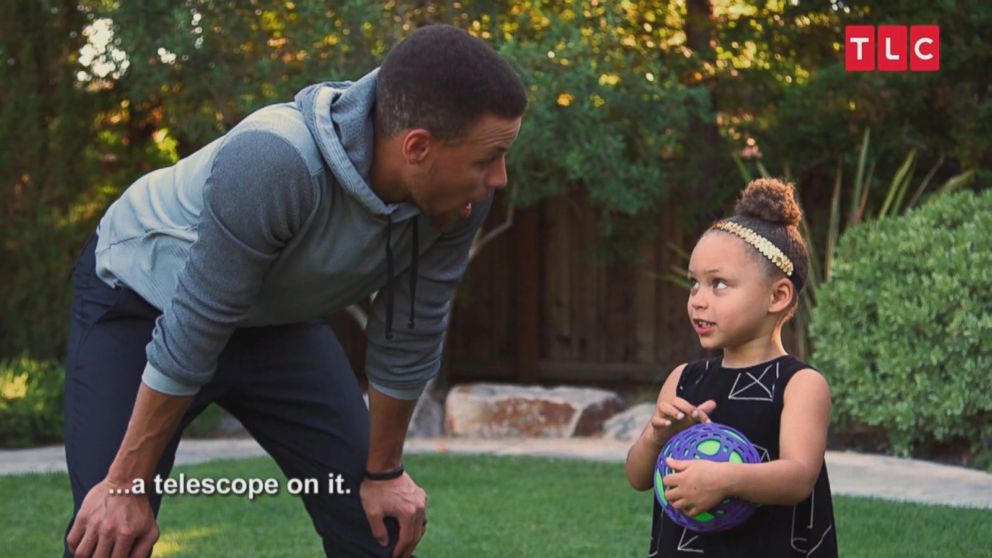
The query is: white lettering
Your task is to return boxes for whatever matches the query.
[885,37,900,61]
[914,37,934,60]
[850,37,870,60]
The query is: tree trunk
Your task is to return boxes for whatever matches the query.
[683,0,723,230]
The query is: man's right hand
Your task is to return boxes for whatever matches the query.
[66,382,192,557]
[66,479,160,558]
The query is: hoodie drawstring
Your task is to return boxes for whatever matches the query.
[384,214,395,340]
[383,215,419,340]
[408,222,418,329]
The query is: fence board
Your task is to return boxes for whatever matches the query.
[544,196,573,360]
[635,240,657,363]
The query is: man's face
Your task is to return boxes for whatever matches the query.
[408,114,522,228]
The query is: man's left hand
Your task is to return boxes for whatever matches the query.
[360,472,427,558]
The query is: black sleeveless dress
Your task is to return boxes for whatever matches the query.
[647,355,838,557]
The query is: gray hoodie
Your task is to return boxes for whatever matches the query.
[94,68,490,400]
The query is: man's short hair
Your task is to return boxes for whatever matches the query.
[375,24,527,141]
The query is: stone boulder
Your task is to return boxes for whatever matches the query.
[603,402,654,442]
[213,410,250,438]
[407,390,445,438]
[444,383,625,438]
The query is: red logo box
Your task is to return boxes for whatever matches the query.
[910,25,940,71]
[878,25,908,71]
[846,26,875,71]
[845,25,940,72]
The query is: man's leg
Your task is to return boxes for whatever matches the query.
[217,321,397,558]
[62,233,220,557]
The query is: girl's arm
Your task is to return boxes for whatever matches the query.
[725,369,831,504]
[663,369,830,510]
[626,364,717,491]
[626,365,683,490]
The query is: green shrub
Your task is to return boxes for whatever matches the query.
[811,189,992,456]
[0,357,65,447]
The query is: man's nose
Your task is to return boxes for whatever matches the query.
[487,158,508,190]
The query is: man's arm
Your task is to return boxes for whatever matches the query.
[359,197,494,558]
[66,384,192,558]
[144,131,316,391]
[363,193,493,400]
[67,130,315,558]
[107,385,194,486]
[360,386,426,558]
[366,384,417,472]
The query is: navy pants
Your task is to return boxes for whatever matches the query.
[64,233,397,557]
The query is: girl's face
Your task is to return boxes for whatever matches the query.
[686,231,778,350]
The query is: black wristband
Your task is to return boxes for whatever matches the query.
[364,465,404,481]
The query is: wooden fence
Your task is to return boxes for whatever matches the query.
[444,191,710,386]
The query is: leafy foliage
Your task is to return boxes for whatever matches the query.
[0,357,65,447]
[811,190,992,455]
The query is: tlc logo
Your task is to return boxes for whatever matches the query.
[845,25,940,72]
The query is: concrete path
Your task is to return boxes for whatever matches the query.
[3,437,990,509]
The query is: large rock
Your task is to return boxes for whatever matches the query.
[444,383,625,438]
[603,403,654,442]
[214,410,250,438]
[408,390,445,438]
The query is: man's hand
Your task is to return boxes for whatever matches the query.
[66,382,192,557]
[662,457,731,517]
[66,479,159,558]
[360,472,427,558]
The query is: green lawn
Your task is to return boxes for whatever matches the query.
[3,453,989,557]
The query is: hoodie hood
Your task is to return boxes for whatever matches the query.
[295,68,423,339]
[294,68,419,221]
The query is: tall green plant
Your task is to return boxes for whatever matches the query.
[808,130,971,358]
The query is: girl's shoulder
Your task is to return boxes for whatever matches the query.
[778,355,830,388]
[674,356,723,391]
[778,354,819,376]
[682,355,723,375]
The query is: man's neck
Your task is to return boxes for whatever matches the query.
[369,132,409,204]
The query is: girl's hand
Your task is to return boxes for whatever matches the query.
[662,457,731,516]
[649,397,716,446]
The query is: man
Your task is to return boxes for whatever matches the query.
[64,24,526,558]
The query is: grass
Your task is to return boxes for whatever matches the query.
[2,454,990,557]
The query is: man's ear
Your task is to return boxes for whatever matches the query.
[768,277,795,314]
[402,129,433,165]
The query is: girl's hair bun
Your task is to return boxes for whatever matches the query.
[734,178,803,227]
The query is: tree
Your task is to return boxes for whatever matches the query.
[0,1,98,358]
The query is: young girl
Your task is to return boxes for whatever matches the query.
[626,178,837,557]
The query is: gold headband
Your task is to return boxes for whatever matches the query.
[712,221,795,277]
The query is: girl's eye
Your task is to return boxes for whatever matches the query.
[714,279,728,290]
[689,279,700,290]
